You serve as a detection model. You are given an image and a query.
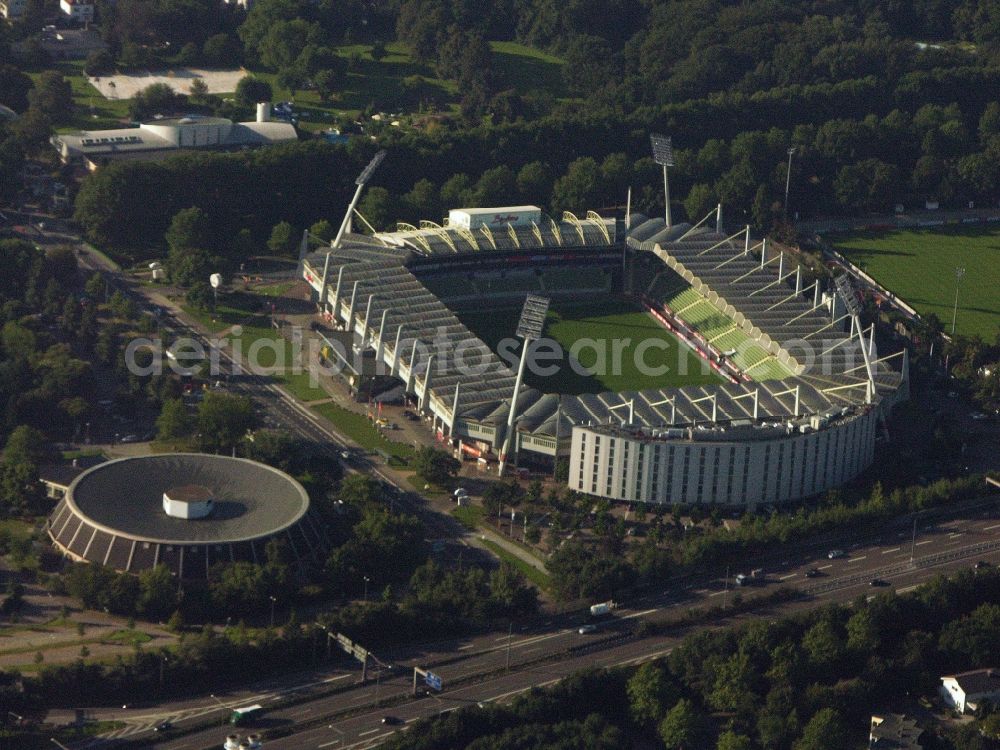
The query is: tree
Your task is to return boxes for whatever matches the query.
[156,398,191,441]
[627,661,677,726]
[203,33,241,68]
[138,565,177,619]
[370,40,387,62]
[128,83,178,121]
[267,221,298,256]
[309,219,335,242]
[314,68,338,102]
[28,70,73,122]
[235,76,273,107]
[357,187,392,232]
[0,64,33,112]
[189,77,209,102]
[551,157,601,214]
[793,708,850,750]
[166,207,213,287]
[412,446,460,487]
[197,392,256,452]
[659,698,703,750]
[717,731,752,750]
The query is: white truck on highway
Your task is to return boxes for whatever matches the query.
[589,601,617,617]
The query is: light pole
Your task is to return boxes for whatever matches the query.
[268,595,277,629]
[362,576,370,602]
[784,147,797,223]
[950,267,966,336]
[50,739,71,750]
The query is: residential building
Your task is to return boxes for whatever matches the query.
[940,669,1000,714]
[870,713,924,749]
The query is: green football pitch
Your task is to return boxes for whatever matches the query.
[829,224,1000,340]
[457,299,724,395]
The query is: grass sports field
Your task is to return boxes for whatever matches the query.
[458,299,723,395]
[829,224,1000,340]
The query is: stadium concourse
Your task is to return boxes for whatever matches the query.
[299,205,908,509]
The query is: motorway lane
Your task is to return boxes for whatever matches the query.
[147,507,1000,750]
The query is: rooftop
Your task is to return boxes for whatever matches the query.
[67,454,309,544]
[946,668,1000,695]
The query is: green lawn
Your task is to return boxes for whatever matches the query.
[312,401,415,463]
[458,299,724,394]
[481,539,550,591]
[830,225,1000,339]
[489,41,569,100]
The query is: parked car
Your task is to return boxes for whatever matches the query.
[869,578,889,587]
[153,721,172,733]
[381,716,403,725]
[805,568,821,578]
[578,624,597,634]
[827,549,846,559]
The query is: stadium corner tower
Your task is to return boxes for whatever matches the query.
[301,204,907,509]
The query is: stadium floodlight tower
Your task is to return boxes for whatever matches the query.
[332,150,387,249]
[498,294,550,476]
[650,133,675,228]
[834,274,876,403]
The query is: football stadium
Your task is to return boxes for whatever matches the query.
[46,454,328,578]
[301,195,908,509]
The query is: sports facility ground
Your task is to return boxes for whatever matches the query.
[829,224,1000,339]
[458,299,724,395]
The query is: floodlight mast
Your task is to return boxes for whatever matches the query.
[650,134,674,228]
[834,275,876,402]
[332,150,387,249]
[498,295,550,476]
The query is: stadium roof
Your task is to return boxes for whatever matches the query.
[302,209,904,445]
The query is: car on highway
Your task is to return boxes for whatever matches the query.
[453,487,469,498]
[975,560,991,570]
[153,721,172,733]
[827,549,846,559]
[805,568,821,578]
[382,715,403,725]
[578,624,597,634]
[869,578,889,587]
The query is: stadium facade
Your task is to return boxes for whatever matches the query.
[47,454,328,578]
[300,205,907,509]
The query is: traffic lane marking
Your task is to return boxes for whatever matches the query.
[847,555,866,563]
[882,547,900,554]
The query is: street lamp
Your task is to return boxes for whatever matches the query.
[50,739,71,750]
[268,595,277,629]
[950,267,966,336]
[784,147,797,223]
[362,576,370,602]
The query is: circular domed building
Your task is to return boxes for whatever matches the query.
[47,454,328,578]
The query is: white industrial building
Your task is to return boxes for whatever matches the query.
[51,104,296,169]
[300,199,907,508]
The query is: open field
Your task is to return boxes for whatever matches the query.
[458,299,724,395]
[829,224,1000,339]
